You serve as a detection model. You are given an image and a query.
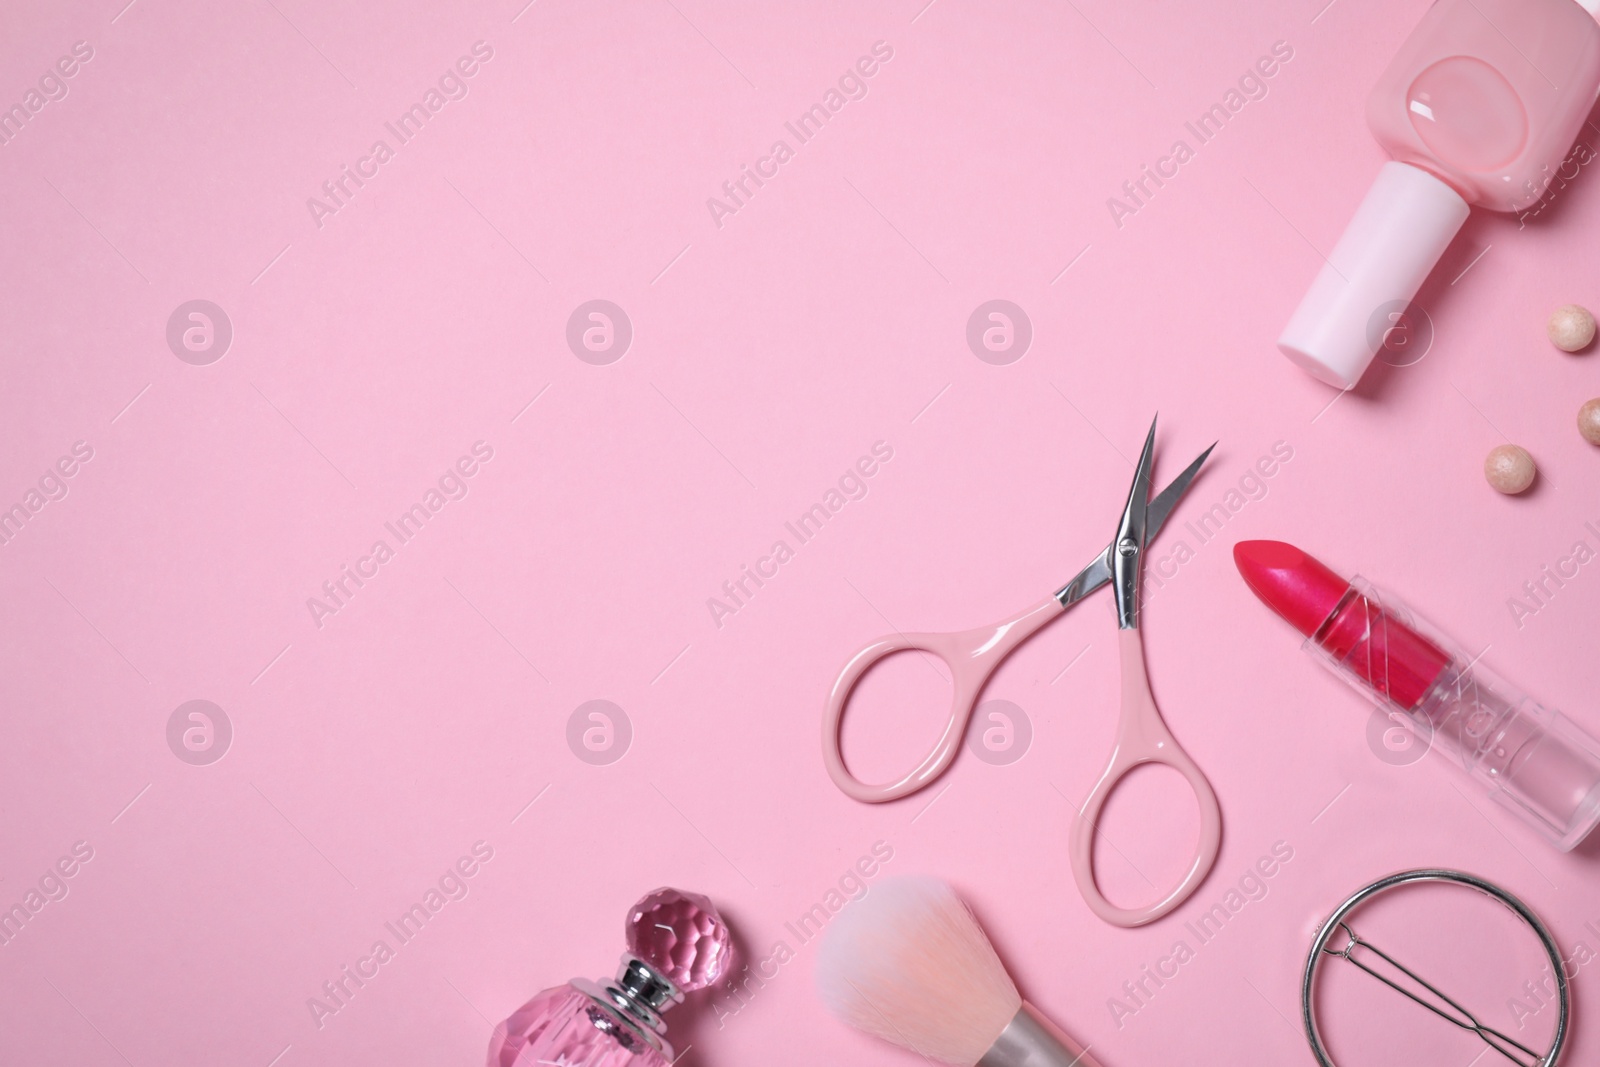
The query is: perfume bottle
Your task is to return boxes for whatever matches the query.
[488,888,733,1067]
[1278,0,1600,389]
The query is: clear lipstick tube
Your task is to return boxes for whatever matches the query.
[1308,578,1600,851]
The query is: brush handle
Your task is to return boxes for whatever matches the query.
[978,1002,1105,1067]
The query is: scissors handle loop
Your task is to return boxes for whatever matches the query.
[1069,628,1222,927]
[822,597,1063,803]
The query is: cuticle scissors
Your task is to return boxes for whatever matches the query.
[821,415,1222,927]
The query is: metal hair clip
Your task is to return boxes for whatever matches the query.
[1301,869,1570,1067]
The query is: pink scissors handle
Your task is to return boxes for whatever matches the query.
[1069,628,1221,927]
[822,597,1064,803]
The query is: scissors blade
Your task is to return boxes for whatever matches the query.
[1118,417,1158,547]
[1146,440,1215,546]
[1053,438,1216,608]
[1113,417,1160,626]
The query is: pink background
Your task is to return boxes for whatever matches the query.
[3,0,1599,1064]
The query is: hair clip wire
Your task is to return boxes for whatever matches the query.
[1302,869,1569,1067]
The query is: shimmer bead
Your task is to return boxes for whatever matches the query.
[1579,398,1600,445]
[1484,444,1536,494]
[1548,304,1596,352]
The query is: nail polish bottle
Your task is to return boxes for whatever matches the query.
[1279,0,1600,389]
[488,888,733,1067]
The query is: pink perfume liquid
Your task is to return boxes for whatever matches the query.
[490,987,671,1067]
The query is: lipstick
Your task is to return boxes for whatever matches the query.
[1235,539,1600,851]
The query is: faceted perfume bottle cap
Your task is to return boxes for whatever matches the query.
[487,887,734,1067]
[625,887,733,993]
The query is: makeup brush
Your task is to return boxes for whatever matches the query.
[815,875,1105,1067]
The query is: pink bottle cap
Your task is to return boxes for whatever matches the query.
[625,887,733,993]
[1277,161,1469,390]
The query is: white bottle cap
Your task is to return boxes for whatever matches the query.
[1277,161,1469,389]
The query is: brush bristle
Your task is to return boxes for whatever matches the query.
[814,876,1021,1066]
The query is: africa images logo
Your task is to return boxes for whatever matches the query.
[0,40,94,149]
[306,442,495,629]
[305,42,495,229]
[706,41,895,229]
[166,300,233,365]
[1106,40,1294,229]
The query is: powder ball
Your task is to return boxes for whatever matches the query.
[1484,444,1537,494]
[1548,304,1596,353]
[1579,398,1600,446]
